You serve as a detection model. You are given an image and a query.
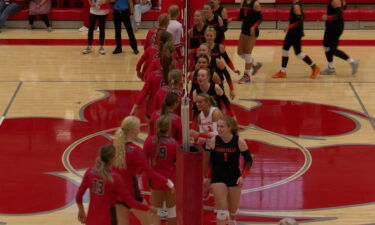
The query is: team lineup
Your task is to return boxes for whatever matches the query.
[73,0,361,225]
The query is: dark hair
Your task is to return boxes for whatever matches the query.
[159,32,173,53]
[153,115,171,166]
[161,92,179,115]
[204,1,214,10]
[96,144,116,182]
[160,48,175,85]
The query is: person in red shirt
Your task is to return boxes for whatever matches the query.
[144,13,170,51]
[136,31,173,81]
[144,115,179,225]
[113,116,174,225]
[149,92,182,143]
[153,69,183,115]
[76,144,156,225]
[130,50,175,119]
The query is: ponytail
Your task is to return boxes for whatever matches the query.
[153,115,171,166]
[161,92,179,116]
[160,48,175,85]
[96,144,116,182]
[168,69,182,89]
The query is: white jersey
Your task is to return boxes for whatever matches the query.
[198,106,218,149]
[90,0,109,15]
[167,19,182,46]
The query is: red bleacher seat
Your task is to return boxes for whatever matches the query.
[359,9,375,21]
[262,8,277,21]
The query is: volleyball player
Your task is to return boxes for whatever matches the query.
[113,116,174,225]
[212,0,229,32]
[130,49,175,119]
[188,10,208,71]
[136,31,173,81]
[320,0,359,75]
[237,0,262,84]
[203,1,224,44]
[272,0,320,78]
[76,144,156,225]
[144,115,179,225]
[149,92,182,143]
[206,116,253,225]
[144,13,170,51]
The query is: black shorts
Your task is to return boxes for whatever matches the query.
[323,28,344,49]
[241,27,259,37]
[283,33,303,54]
[211,170,241,187]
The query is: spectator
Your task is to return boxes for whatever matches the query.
[78,0,90,32]
[28,0,52,31]
[132,0,151,32]
[279,218,299,225]
[0,0,22,32]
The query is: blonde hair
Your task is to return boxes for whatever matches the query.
[279,218,298,225]
[220,116,238,135]
[168,5,180,18]
[168,69,182,89]
[205,27,217,37]
[197,92,217,107]
[114,116,140,169]
[158,13,170,29]
[96,144,116,182]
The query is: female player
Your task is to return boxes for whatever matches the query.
[272,0,320,78]
[144,115,179,225]
[212,0,229,32]
[320,0,359,75]
[203,1,224,44]
[149,92,182,143]
[76,144,156,225]
[206,116,253,225]
[113,116,174,225]
[237,0,263,84]
[144,13,170,51]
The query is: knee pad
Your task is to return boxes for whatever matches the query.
[167,206,176,218]
[243,54,253,64]
[216,210,229,220]
[323,46,330,52]
[156,208,164,217]
[282,50,289,57]
[297,52,306,59]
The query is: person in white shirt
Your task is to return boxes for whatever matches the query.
[167,5,183,59]
[82,0,110,55]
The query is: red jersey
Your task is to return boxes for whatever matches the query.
[153,85,184,116]
[76,168,149,225]
[143,136,179,190]
[114,142,169,197]
[135,71,166,117]
[136,45,159,79]
[148,110,182,143]
[144,54,182,80]
[144,27,166,51]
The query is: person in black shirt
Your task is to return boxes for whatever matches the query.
[203,1,224,44]
[206,116,253,225]
[237,0,262,84]
[320,0,359,75]
[273,0,320,79]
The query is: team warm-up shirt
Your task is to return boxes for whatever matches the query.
[152,85,184,115]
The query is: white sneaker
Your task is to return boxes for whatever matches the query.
[78,26,88,32]
[350,59,359,75]
[82,46,92,54]
[96,27,99,32]
[98,46,105,55]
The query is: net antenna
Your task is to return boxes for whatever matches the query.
[181,4,190,153]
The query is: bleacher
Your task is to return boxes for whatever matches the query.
[6,0,375,29]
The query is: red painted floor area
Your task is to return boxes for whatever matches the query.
[1,90,374,224]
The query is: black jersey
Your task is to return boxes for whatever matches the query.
[326,0,344,30]
[209,43,221,69]
[240,0,261,36]
[196,82,221,107]
[190,24,208,50]
[288,2,304,36]
[212,135,241,174]
[214,5,224,17]
[206,14,224,44]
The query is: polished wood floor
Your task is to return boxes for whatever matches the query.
[0,28,375,225]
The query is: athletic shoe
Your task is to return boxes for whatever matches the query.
[252,62,262,75]
[238,74,251,84]
[350,59,359,75]
[160,209,168,221]
[133,49,139,55]
[272,70,287,78]
[82,46,92,54]
[98,46,105,55]
[320,67,336,75]
[96,27,99,32]
[112,48,122,54]
[310,65,320,79]
[78,26,88,32]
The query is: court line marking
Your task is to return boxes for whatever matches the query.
[349,82,375,131]
[0,81,22,127]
